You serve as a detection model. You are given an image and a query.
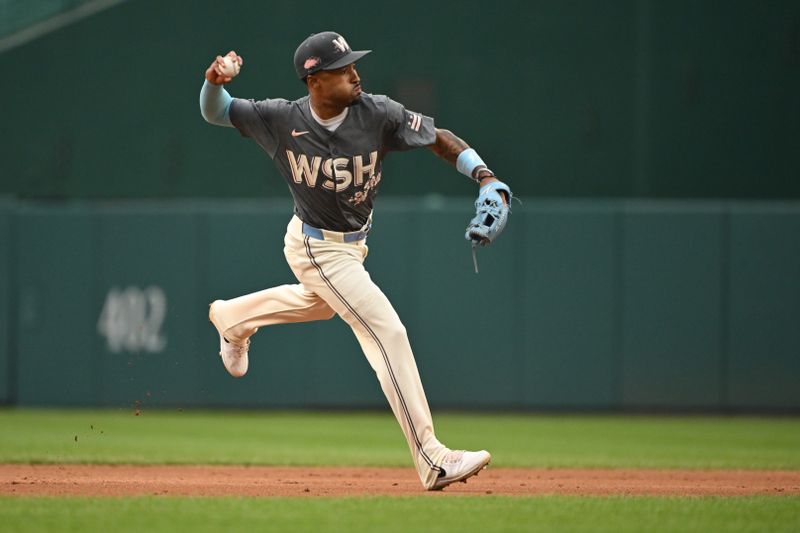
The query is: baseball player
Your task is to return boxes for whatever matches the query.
[199,31,511,491]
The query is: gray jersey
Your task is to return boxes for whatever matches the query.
[229,93,435,232]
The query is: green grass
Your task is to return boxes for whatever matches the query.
[1,495,798,533]
[2,410,799,532]
[0,408,799,469]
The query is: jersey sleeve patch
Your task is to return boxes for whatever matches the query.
[407,111,423,132]
[383,97,435,152]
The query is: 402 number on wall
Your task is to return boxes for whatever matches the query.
[97,286,167,353]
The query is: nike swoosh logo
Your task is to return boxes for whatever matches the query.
[291,129,309,137]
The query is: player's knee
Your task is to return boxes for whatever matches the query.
[383,322,409,344]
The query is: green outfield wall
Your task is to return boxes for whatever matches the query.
[0,0,798,200]
[1,198,798,410]
[0,199,12,403]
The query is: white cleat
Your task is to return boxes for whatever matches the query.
[430,449,492,491]
[209,300,250,378]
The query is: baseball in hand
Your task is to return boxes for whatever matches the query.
[219,56,241,78]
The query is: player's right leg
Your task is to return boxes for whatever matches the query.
[209,284,335,377]
[282,216,490,490]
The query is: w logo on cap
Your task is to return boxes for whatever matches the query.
[332,36,349,53]
[294,31,370,80]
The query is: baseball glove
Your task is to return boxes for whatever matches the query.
[465,180,512,246]
[465,180,512,273]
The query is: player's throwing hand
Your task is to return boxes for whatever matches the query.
[205,51,243,85]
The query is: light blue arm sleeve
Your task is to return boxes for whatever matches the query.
[199,80,234,127]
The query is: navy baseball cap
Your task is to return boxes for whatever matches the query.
[294,31,371,79]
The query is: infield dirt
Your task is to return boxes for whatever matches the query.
[2,465,799,497]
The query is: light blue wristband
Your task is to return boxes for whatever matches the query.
[456,148,487,180]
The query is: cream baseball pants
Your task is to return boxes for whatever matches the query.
[210,215,447,489]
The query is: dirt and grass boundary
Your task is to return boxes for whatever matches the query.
[2,465,799,497]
